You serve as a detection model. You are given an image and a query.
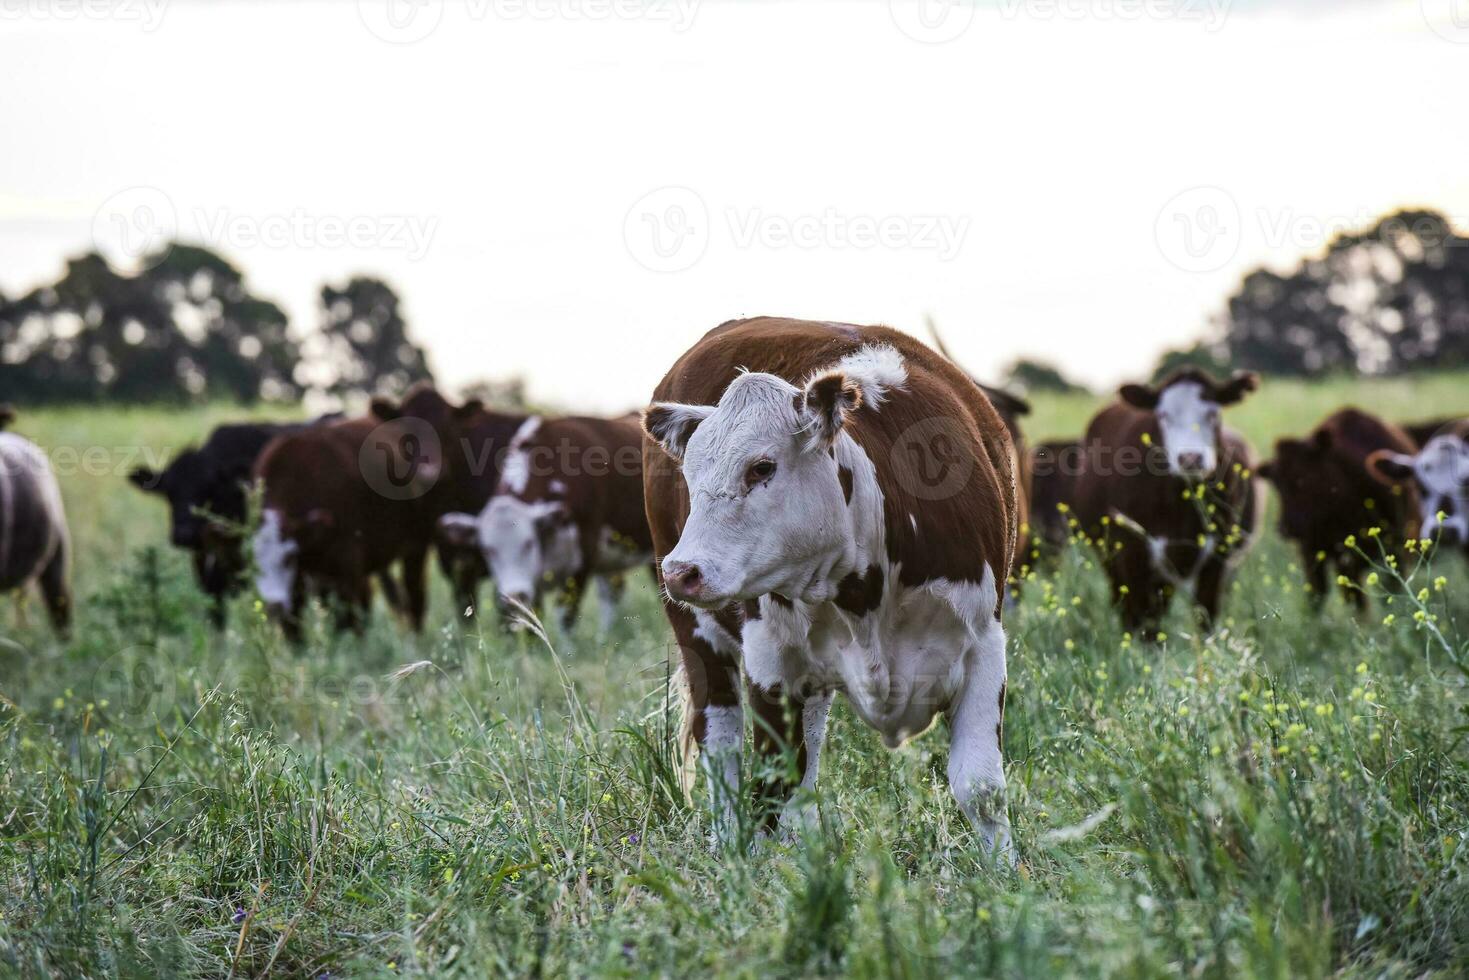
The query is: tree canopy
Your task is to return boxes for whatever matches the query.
[0,244,434,405]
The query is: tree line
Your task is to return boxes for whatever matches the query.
[0,243,434,405]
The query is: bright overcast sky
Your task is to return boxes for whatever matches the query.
[3,0,1468,411]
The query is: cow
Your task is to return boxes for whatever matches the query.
[925,319,1033,585]
[0,407,71,634]
[1255,409,1420,610]
[436,413,652,632]
[129,418,338,627]
[252,387,483,637]
[641,316,1018,857]
[1027,439,1081,559]
[375,401,529,619]
[1072,369,1261,638]
[1368,418,1469,555]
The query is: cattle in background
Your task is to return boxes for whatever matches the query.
[129,418,341,627]
[1027,439,1081,560]
[1256,409,1420,610]
[0,407,71,634]
[252,386,483,636]
[1369,418,1469,554]
[437,413,651,631]
[643,316,1018,856]
[1073,369,1261,638]
[391,403,528,619]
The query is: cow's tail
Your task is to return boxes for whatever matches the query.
[673,659,699,800]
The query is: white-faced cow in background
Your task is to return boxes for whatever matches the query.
[437,414,653,632]
[1369,418,1469,555]
[641,316,1018,856]
[0,407,71,634]
[1072,369,1262,639]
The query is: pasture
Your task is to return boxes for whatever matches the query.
[3,372,1469,978]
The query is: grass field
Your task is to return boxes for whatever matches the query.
[3,373,1469,978]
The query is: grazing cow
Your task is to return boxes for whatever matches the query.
[0,407,71,633]
[642,316,1018,855]
[129,419,336,626]
[1368,419,1469,553]
[1256,409,1420,609]
[252,387,483,636]
[1073,369,1261,637]
[437,414,652,631]
[1027,439,1081,558]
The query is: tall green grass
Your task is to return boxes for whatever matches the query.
[1,376,1468,978]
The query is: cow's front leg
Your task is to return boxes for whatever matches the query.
[401,546,430,632]
[676,606,745,845]
[946,617,1013,862]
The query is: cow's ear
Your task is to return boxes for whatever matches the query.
[0,405,13,430]
[1254,459,1276,482]
[454,398,484,420]
[1311,429,1334,452]
[129,466,161,492]
[643,402,714,462]
[1119,383,1159,410]
[371,397,402,421]
[436,512,479,549]
[1367,450,1416,485]
[801,370,863,448]
[1216,371,1260,406]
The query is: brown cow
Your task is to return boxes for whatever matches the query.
[0,407,71,634]
[438,414,652,631]
[1368,418,1469,554]
[381,401,529,619]
[642,316,1017,857]
[252,386,483,636]
[1256,409,1420,609]
[1073,369,1261,637]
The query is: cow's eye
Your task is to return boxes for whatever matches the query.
[746,459,777,486]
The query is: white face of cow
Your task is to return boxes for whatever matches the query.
[475,495,581,606]
[645,345,906,608]
[252,509,298,610]
[1120,371,1257,480]
[1374,435,1469,545]
[1155,382,1222,477]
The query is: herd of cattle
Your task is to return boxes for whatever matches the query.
[3,316,1467,853]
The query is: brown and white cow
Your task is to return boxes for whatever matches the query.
[0,407,71,634]
[1073,369,1261,637]
[1368,418,1469,554]
[642,317,1018,855]
[1256,408,1420,609]
[437,414,652,631]
[252,386,484,636]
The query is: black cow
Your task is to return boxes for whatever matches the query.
[129,416,353,627]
